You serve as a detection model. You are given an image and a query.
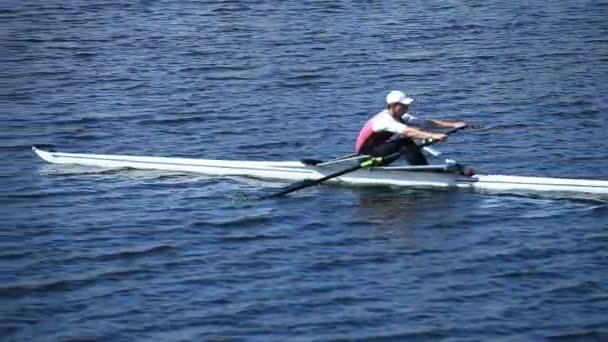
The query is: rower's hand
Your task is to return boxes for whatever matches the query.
[421,133,447,145]
[432,133,447,141]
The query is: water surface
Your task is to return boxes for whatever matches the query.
[3,1,608,340]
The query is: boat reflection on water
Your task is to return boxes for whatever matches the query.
[350,186,474,230]
[338,186,481,253]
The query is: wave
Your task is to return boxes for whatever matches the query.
[137,116,201,125]
[0,267,146,299]
[219,234,287,243]
[71,244,175,263]
[547,329,608,341]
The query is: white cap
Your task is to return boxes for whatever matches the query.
[386,90,413,105]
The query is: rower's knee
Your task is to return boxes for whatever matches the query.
[402,148,428,165]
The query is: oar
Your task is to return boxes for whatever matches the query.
[261,125,467,199]
[260,155,391,199]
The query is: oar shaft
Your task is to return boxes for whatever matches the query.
[264,163,364,198]
[419,125,466,146]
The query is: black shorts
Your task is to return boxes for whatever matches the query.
[359,137,428,166]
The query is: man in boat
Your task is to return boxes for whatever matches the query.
[355,90,468,167]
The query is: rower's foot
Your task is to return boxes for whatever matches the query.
[461,166,476,177]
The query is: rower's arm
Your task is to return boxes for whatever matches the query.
[375,113,446,140]
[429,120,467,129]
[402,114,465,129]
[401,126,445,140]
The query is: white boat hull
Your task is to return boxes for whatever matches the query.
[32,147,608,195]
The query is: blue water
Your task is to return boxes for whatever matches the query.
[3,1,608,340]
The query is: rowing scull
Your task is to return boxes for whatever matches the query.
[32,147,608,196]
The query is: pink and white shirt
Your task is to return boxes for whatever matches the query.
[355,110,428,152]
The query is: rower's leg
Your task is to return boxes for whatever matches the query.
[404,148,428,165]
[361,142,401,166]
[361,138,428,166]
[396,138,428,165]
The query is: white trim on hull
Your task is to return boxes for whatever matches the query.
[32,147,608,195]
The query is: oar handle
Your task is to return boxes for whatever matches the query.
[420,125,467,146]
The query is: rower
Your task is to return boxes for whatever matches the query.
[355,90,469,167]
